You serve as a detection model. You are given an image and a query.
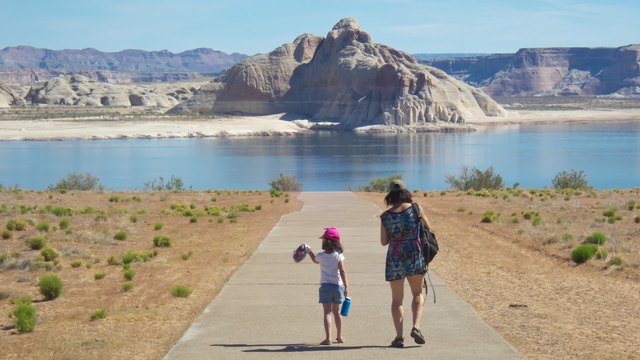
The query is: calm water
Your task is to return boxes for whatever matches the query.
[1,122,639,191]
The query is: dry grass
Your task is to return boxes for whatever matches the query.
[0,189,301,360]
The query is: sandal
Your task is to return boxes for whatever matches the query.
[390,336,404,348]
[320,339,331,345]
[411,327,425,344]
[336,338,344,343]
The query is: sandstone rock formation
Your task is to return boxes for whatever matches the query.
[0,78,24,107]
[23,75,208,107]
[418,45,640,97]
[171,18,506,128]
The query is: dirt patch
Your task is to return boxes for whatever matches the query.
[358,189,640,360]
[0,189,301,359]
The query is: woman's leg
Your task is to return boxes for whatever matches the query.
[389,278,405,337]
[332,303,343,341]
[406,274,425,329]
[322,303,333,342]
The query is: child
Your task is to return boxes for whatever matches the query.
[306,227,349,345]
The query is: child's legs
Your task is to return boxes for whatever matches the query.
[322,303,333,341]
[389,278,405,337]
[332,303,343,339]
[406,274,425,329]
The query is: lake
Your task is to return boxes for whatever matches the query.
[1,122,639,191]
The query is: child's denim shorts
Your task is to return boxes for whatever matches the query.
[318,283,345,304]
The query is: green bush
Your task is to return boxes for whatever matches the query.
[107,256,121,265]
[532,217,542,226]
[269,173,303,192]
[480,211,500,223]
[39,275,63,300]
[1,230,11,239]
[40,247,59,261]
[70,261,82,268]
[47,172,104,191]
[26,236,47,250]
[36,222,50,232]
[113,231,127,241]
[609,256,623,266]
[11,302,37,333]
[189,216,198,223]
[121,251,139,264]
[90,309,106,320]
[552,169,591,190]
[58,218,70,229]
[445,166,504,191]
[352,174,402,192]
[635,215,640,223]
[171,285,192,298]
[123,269,135,281]
[153,235,171,247]
[153,223,163,230]
[129,215,138,223]
[603,209,616,217]
[94,273,106,280]
[143,175,184,191]
[571,244,598,264]
[122,282,133,291]
[595,249,608,260]
[584,232,607,245]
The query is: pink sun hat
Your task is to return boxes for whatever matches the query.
[320,228,341,242]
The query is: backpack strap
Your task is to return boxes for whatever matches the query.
[413,203,436,303]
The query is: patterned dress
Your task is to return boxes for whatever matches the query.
[381,205,426,281]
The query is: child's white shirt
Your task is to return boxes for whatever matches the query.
[316,251,345,286]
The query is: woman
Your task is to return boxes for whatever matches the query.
[380,179,433,348]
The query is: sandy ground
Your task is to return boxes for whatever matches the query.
[0,114,309,141]
[1,109,640,141]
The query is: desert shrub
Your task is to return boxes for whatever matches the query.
[123,269,135,281]
[39,275,63,300]
[480,211,500,223]
[108,196,120,202]
[129,215,138,223]
[107,256,121,265]
[595,249,608,260]
[58,218,70,229]
[217,217,224,223]
[552,169,591,190]
[255,205,262,210]
[113,231,127,241]
[11,302,37,333]
[603,209,616,217]
[47,172,104,191]
[122,282,133,291]
[26,236,48,250]
[532,217,542,226]
[445,166,504,191]
[94,272,106,280]
[584,232,607,245]
[635,215,640,223]
[627,200,637,211]
[181,251,193,261]
[90,309,106,320]
[153,235,172,247]
[121,251,140,264]
[143,175,184,191]
[36,222,50,232]
[171,285,192,298]
[609,256,623,266]
[269,173,303,192]
[1,230,11,239]
[571,244,598,264]
[189,216,198,223]
[70,261,82,268]
[40,247,59,261]
[352,174,402,193]
[0,254,7,264]
[154,223,163,230]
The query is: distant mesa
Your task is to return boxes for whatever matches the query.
[417,45,640,97]
[170,18,506,129]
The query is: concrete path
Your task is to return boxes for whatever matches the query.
[163,192,526,360]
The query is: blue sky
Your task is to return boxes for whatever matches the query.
[4,0,640,55]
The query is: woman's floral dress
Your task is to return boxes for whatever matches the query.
[381,205,425,281]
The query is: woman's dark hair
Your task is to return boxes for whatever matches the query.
[384,189,413,207]
[322,238,344,253]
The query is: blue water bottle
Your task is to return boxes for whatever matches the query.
[340,297,351,316]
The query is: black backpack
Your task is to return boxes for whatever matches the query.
[412,203,439,302]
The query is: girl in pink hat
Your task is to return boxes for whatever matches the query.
[307,227,349,345]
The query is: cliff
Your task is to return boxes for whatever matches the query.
[418,45,640,96]
[171,18,506,128]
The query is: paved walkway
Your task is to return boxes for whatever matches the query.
[163,192,526,359]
